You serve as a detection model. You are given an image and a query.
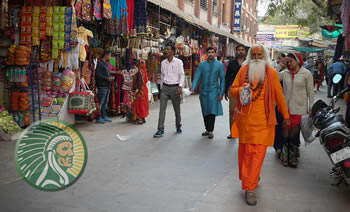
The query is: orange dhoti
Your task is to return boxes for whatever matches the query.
[238,143,267,190]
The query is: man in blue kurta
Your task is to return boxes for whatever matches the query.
[191,47,225,139]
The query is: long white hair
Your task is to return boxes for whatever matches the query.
[242,44,272,66]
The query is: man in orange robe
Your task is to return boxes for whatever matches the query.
[230,45,291,206]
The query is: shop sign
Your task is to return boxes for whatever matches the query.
[257,41,282,48]
[15,119,87,191]
[256,34,274,41]
[300,27,311,38]
[275,25,299,38]
[233,0,242,32]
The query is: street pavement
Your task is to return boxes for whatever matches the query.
[1,85,350,212]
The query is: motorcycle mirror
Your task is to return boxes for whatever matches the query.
[332,74,342,84]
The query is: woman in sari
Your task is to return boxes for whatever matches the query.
[133,60,149,124]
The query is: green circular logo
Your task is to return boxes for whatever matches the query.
[15,119,88,192]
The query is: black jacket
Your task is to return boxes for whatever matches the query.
[95,60,111,88]
[225,58,242,95]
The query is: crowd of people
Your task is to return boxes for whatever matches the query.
[94,42,348,206]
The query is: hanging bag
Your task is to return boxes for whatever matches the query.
[68,79,93,114]
[103,0,112,19]
[93,0,102,21]
[75,0,83,20]
[82,0,92,22]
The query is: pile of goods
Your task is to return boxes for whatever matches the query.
[11,91,29,111]
[7,45,32,66]
[0,106,22,134]
[61,69,75,93]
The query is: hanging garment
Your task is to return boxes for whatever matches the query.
[91,60,101,119]
[334,35,345,61]
[134,0,147,33]
[78,26,94,62]
[75,0,83,20]
[94,0,102,21]
[110,0,128,34]
[122,68,138,91]
[127,0,134,31]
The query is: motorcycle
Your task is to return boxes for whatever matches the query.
[311,74,350,185]
[332,72,345,97]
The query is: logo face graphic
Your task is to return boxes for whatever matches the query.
[15,119,87,191]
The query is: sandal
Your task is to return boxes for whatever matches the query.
[245,190,257,206]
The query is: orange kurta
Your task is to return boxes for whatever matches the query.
[230,65,289,147]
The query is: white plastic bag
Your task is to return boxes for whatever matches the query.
[182,88,192,97]
[301,115,316,145]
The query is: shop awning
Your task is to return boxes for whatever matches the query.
[290,47,324,52]
[147,0,251,47]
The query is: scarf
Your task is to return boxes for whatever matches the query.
[289,68,296,79]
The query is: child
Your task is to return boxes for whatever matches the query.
[122,104,133,122]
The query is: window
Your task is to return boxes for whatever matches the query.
[222,3,225,22]
[200,0,208,9]
[213,0,219,15]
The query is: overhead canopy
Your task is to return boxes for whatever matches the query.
[147,0,252,47]
[290,47,324,52]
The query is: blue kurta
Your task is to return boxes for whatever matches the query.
[191,59,225,117]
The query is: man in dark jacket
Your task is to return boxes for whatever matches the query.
[225,44,247,139]
[95,50,114,124]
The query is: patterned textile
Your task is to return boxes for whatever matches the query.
[121,69,138,91]
[134,0,147,33]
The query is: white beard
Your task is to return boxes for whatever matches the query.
[248,59,266,83]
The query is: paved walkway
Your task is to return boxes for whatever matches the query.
[1,85,350,212]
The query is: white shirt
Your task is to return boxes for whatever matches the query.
[161,57,185,88]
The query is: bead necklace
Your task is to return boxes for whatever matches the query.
[245,71,265,102]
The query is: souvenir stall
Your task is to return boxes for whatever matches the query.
[0,0,82,140]
[0,0,156,135]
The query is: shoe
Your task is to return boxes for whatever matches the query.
[176,127,182,134]
[290,153,298,168]
[208,132,214,139]
[281,152,288,167]
[103,117,112,122]
[327,96,332,98]
[96,117,105,124]
[153,130,164,138]
[136,119,144,124]
[275,149,281,157]
[202,131,209,136]
[227,134,232,139]
[245,190,257,206]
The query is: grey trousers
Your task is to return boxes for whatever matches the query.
[157,85,182,130]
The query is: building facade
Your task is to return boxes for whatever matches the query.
[148,0,258,47]
[238,0,258,44]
